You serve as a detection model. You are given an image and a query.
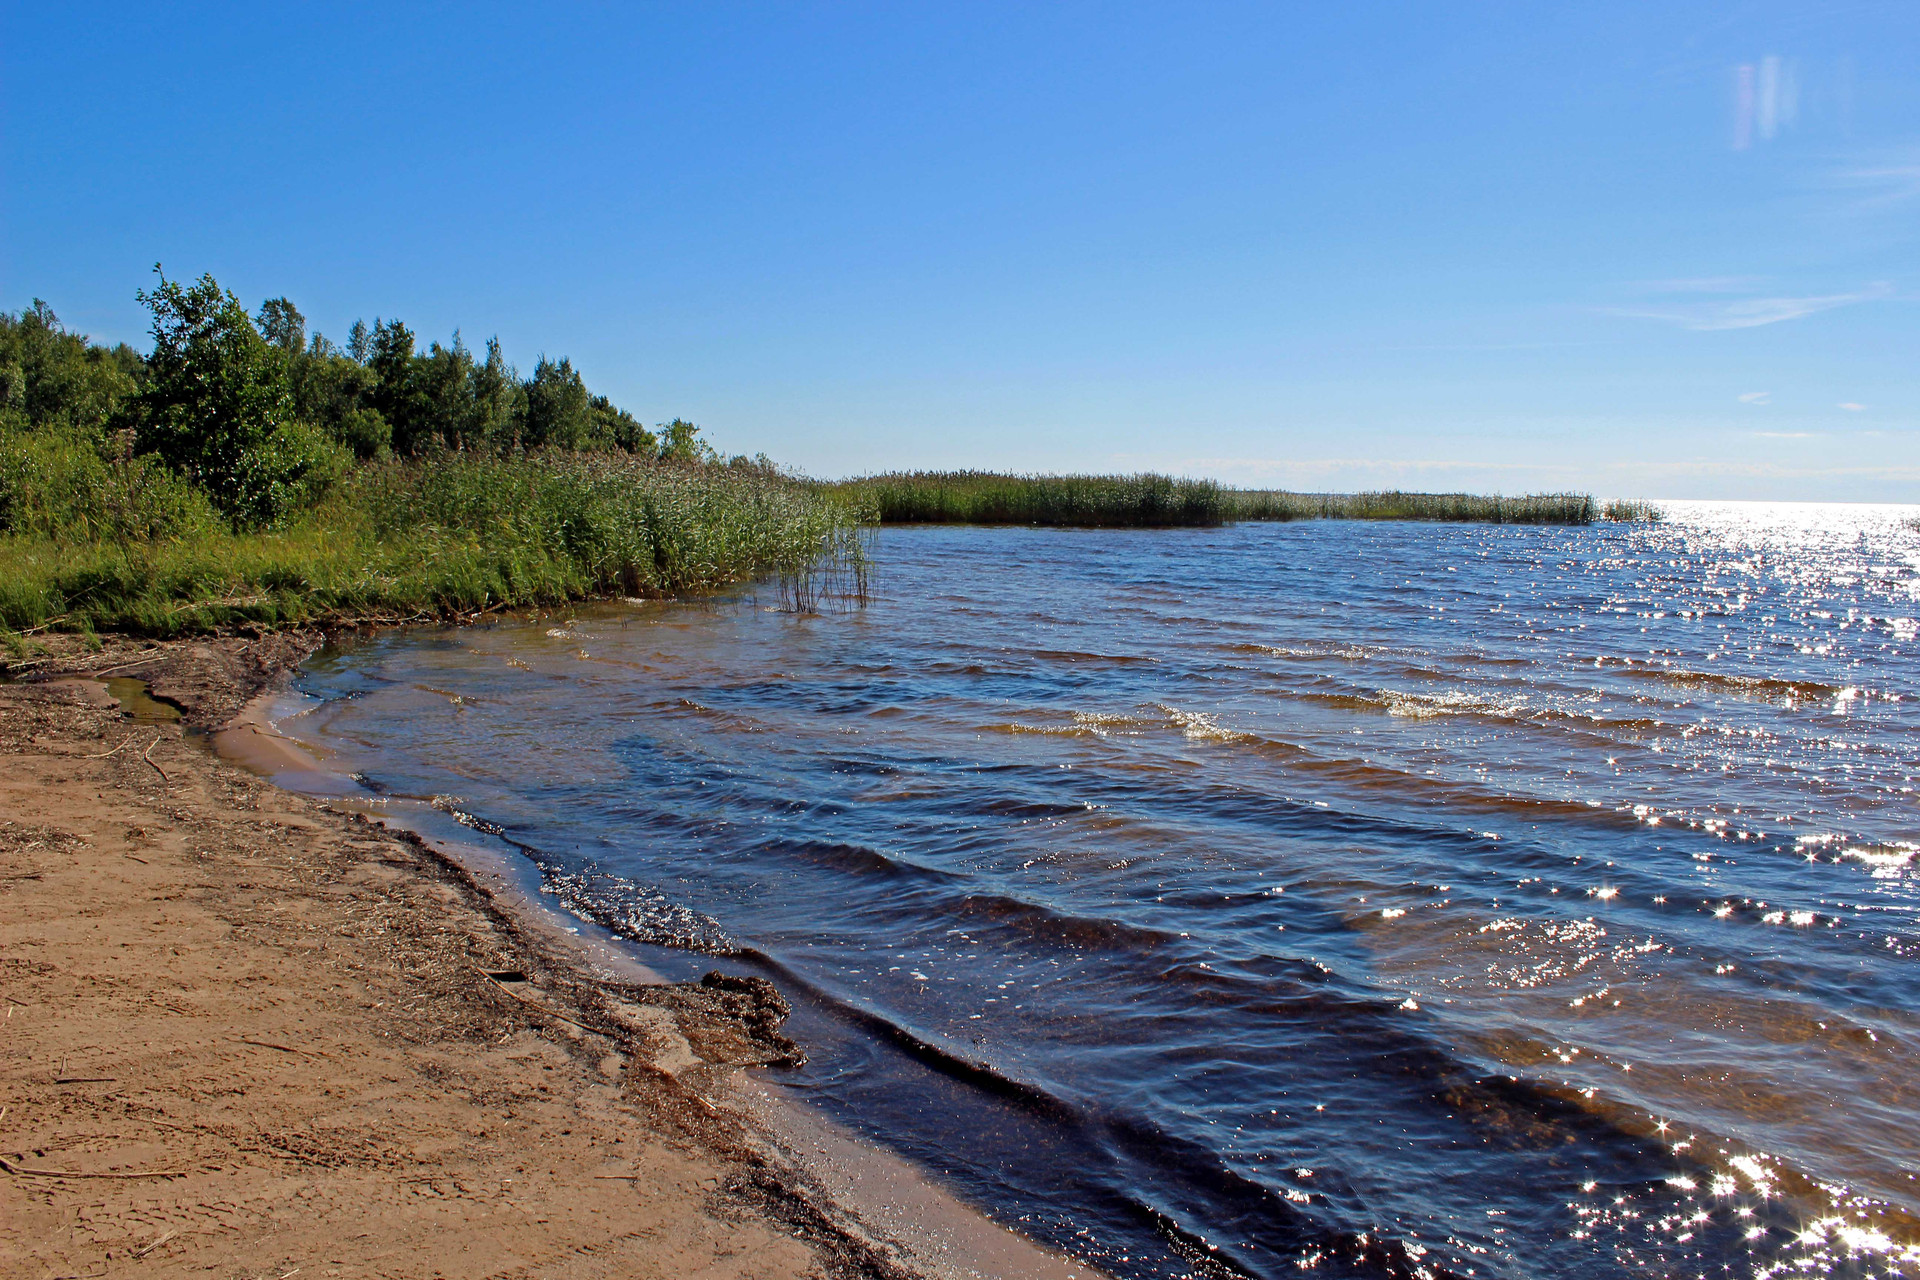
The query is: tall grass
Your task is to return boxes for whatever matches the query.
[1225,489,1595,525]
[833,471,1227,526]
[1601,499,1662,523]
[0,453,866,635]
[830,473,1599,527]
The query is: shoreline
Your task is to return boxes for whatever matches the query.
[1,630,1095,1280]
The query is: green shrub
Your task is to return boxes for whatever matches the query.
[128,269,339,527]
[0,424,219,542]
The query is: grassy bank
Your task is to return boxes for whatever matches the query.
[835,472,1602,527]
[0,453,866,636]
[2,282,869,640]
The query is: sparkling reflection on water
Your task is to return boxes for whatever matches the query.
[288,502,1920,1278]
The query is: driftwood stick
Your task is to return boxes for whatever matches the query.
[82,734,137,760]
[234,1037,316,1058]
[0,1154,187,1180]
[90,652,167,677]
[475,968,601,1035]
[143,736,171,783]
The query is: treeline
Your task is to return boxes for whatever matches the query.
[1,269,730,530]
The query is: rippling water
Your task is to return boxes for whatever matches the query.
[284,502,1920,1279]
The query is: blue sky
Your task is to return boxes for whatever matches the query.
[4,3,1917,499]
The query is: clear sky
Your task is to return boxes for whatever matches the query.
[4,3,1916,499]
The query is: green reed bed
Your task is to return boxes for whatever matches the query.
[1601,499,1663,523]
[0,453,867,636]
[1226,489,1597,525]
[831,472,1602,528]
[834,471,1228,526]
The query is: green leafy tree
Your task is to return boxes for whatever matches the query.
[591,395,655,454]
[130,268,341,525]
[523,357,592,449]
[255,297,306,354]
[369,319,437,454]
[0,300,143,434]
[657,417,714,464]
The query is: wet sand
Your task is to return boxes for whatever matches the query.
[0,634,1093,1280]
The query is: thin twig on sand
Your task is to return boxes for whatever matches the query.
[0,1155,187,1180]
[143,736,171,783]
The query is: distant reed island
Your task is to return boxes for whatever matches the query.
[0,271,1656,641]
[836,471,1662,528]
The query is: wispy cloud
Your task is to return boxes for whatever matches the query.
[1738,391,1771,404]
[1635,276,1762,294]
[1838,401,1867,411]
[1756,431,1818,439]
[1607,281,1892,331]
[1834,149,1920,210]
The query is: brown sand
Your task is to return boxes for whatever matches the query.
[0,635,1095,1280]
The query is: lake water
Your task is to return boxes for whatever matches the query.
[284,504,1920,1279]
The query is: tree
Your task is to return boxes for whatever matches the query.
[590,395,654,454]
[657,418,713,464]
[522,357,591,450]
[256,297,305,354]
[368,319,434,454]
[0,300,143,435]
[130,268,339,525]
[470,337,523,451]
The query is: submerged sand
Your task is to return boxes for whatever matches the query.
[0,634,1090,1280]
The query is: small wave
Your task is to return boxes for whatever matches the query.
[1150,703,1249,743]
[1379,688,1529,720]
[1615,667,1845,703]
[1029,648,1158,666]
[1222,641,1374,661]
[980,720,1103,738]
[759,836,966,883]
[429,794,506,835]
[540,866,736,952]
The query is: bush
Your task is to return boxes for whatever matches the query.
[128,269,338,526]
[0,424,219,542]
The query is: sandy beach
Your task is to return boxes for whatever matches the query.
[0,634,1088,1280]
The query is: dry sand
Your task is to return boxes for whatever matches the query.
[0,634,1094,1280]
